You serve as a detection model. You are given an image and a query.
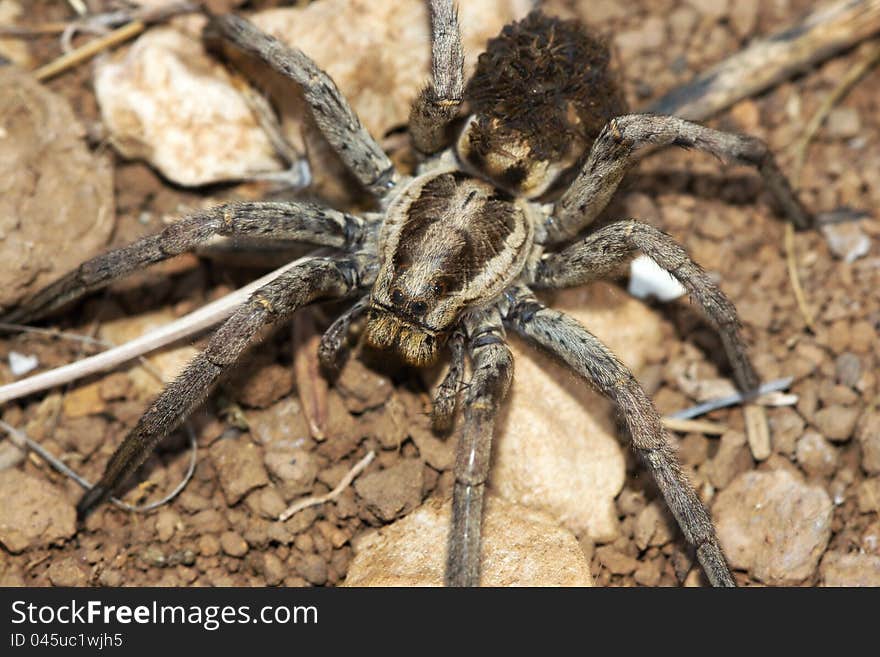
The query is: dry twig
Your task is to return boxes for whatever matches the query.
[279,450,375,521]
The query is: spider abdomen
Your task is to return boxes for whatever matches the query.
[456,10,627,198]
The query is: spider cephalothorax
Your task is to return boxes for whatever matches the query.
[365,170,534,366]
[5,1,813,587]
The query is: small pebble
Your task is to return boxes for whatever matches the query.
[219,531,249,558]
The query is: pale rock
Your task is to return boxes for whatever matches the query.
[820,551,880,587]
[94,0,533,187]
[713,469,832,584]
[489,283,665,542]
[0,67,114,309]
[344,496,593,586]
[0,470,77,553]
[94,27,280,187]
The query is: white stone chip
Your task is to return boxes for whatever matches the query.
[8,351,38,377]
[628,254,687,302]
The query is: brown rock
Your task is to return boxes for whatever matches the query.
[296,552,328,585]
[261,553,285,586]
[354,459,423,522]
[344,497,592,586]
[857,409,880,474]
[633,502,677,550]
[233,362,294,409]
[198,534,220,557]
[595,546,640,575]
[335,358,392,412]
[795,432,838,478]
[155,509,180,542]
[856,478,880,513]
[713,470,832,584]
[768,407,805,456]
[0,470,76,553]
[210,433,269,504]
[46,558,88,587]
[219,531,249,558]
[99,372,132,401]
[62,382,106,419]
[248,397,311,447]
[814,405,860,442]
[634,559,663,587]
[707,431,753,489]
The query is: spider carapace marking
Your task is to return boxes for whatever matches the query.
[365,171,534,366]
[4,1,813,588]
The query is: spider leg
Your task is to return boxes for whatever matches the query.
[505,286,736,587]
[446,310,513,587]
[207,14,398,198]
[76,254,376,517]
[410,0,465,154]
[317,294,369,376]
[431,329,466,433]
[534,219,759,393]
[2,201,369,324]
[547,113,812,243]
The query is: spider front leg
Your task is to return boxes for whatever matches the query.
[547,113,812,243]
[208,14,398,198]
[534,219,759,393]
[409,0,465,154]
[317,294,369,376]
[505,286,735,587]
[1,201,368,324]
[446,310,513,587]
[77,254,376,517]
[431,330,466,433]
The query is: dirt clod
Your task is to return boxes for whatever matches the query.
[210,433,269,504]
[354,459,423,522]
[0,470,76,553]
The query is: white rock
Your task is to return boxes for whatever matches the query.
[821,222,871,263]
[628,254,687,302]
[94,27,281,187]
[713,469,832,584]
[8,351,38,377]
[489,283,666,542]
[94,0,533,187]
[344,496,593,586]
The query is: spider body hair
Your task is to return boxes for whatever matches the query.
[458,10,627,197]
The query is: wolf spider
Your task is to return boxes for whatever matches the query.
[4,2,811,587]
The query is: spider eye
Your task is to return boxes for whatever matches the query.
[432,276,453,297]
[390,287,405,306]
